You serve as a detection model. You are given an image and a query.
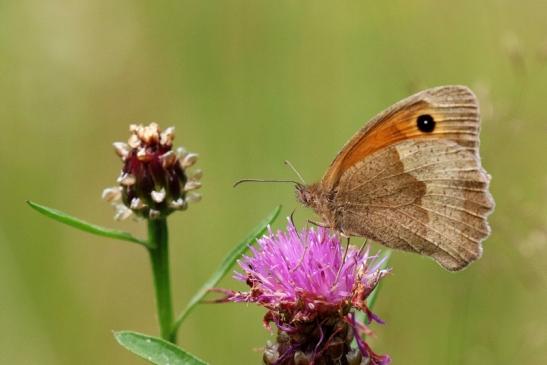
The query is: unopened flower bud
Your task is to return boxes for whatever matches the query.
[103,123,202,220]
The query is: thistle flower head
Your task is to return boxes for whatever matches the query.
[222,219,391,365]
[102,123,202,220]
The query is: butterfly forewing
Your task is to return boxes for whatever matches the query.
[313,85,494,271]
[322,86,481,190]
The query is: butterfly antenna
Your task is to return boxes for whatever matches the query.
[233,179,300,188]
[284,160,306,184]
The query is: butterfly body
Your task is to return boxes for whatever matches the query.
[296,85,494,271]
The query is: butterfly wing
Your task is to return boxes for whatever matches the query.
[322,86,494,270]
[322,85,483,189]
[333,139,493,270]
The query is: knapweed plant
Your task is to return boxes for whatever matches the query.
[217,220,391,365]
[28,123,391,365]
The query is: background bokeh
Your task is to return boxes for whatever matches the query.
[1,1,546,364]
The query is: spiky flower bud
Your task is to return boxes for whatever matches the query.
[103,123,202,220]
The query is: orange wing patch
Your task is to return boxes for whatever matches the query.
[321,86,479,189]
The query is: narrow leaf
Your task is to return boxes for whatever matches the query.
[114,331,207,365]
[172,205,281,334]
[27,200,150,247]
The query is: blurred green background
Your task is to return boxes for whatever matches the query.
[1,1,546,364]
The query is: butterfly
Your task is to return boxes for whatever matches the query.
[295,85,494,271]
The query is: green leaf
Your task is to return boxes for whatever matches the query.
[171,205,281,335]
[27,200,150,248]
[114,331,207,365]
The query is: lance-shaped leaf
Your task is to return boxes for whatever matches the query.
[27,200,150,248]
[171,205,281,335]
[114,331,207,365]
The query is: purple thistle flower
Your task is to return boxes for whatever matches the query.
[221,218,391,365]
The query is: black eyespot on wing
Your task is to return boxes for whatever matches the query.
[417,114,436,133]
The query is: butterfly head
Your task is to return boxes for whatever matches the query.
[295,183,321,210]
[296,183,336,229]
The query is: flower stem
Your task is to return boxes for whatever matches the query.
[147,218,176,343]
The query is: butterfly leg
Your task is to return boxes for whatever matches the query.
[335,236,351,280]
[289,208,304,243]
[342,236,351,262]
[307,219,330,228]
[358,239,369,256]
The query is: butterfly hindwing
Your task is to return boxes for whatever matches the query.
[333,139,493,271]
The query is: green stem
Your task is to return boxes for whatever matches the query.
[147,218,176,343]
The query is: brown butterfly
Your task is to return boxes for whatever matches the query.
[294,85,495,271]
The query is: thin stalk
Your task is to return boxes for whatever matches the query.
[147,218,176,343]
